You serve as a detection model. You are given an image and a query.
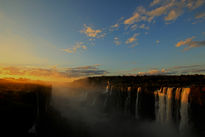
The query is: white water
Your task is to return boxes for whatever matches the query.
[125,87,131,112]
[166,88,173,123]
[175,88,181,101]
[136,87,141,118]
[156,87,167,124]
[179,88,191,134]
[155,87,191,134]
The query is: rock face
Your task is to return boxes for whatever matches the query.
[79,78,205,136]
[0,80,52,137]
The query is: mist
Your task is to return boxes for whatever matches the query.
[50,84,195,137]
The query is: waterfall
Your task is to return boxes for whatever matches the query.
[175,88,181,101]
[155,87,173,124]
[166,88,173,123]
[154,87,191,133]
[135,87,141,118]
[179,88,191,133]
[125,86,131,113]
[157,87,167,124]
[104,81,110,93]
[104,83,110,107]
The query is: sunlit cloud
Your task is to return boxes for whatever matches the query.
[176,36,205,50]
[195,12,205,19]
[138,68,168,75]
[125,33,139,45]
[124,0,205,26]
[138,64,205,75]
[109,23,120,32]
[150,0,161,7]
[111,23,119,28]
[113,37,121,46]
[186,0,205,10]
[81,24,102,38]
[139,24,149,30]
[124,12,141,25]
[63,42,87,53]
[0,64,108,82]
[0,66,72,82]
[164,9,183,21]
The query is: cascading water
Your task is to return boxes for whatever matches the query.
[125,87,131,113]
[156,87,167,124]
[135,87,141,118]
[179,88,191,134]
[166,88,173,123]
[154,87,191,134]
[155,87,174,124]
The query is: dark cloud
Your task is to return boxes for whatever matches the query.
[65,65,108,77]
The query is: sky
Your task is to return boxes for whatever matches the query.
[0,0,205,82]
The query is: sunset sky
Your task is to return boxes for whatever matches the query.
[0,0,205,82]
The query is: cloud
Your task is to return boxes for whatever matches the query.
[137,64,205,75]
[150,0,161,7]
[125,33,140,44]
[0,65,108,82]
[148,4,170,17]
[186,0,205,10]
[164,9,183,21]
[111,23,119,28]
[139,24,149,30]
[123,1,174,25]
[65,64,108,77]
[130,24,138,31]
[124,12,141,25]
[124,0,205,26]
[63,42,87,53]
[195,12,205,19]
[175,36,205,50]
[81,24,102,38]
[0,66,71,82]
[138,68,171,75]
[113,37,121,46]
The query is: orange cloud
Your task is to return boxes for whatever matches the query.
[138,65,205,75]
[0,66,73,82]
[176,36,195,47]
[176,36,205,50]
[164,9,182,21]
[186,0,205,10]
[138,68,167,75]
[81,24,102,38]
[195,12,205,19]
[124,13,141,25]
[125,33,140,44]
[150,0,161,6]
[175,36,205,50]
[0,65,108,82]
[63,42,87,53]
[111,23,119,28]
[123,0,205,26]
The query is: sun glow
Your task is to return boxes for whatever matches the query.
[0,66,76,83]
